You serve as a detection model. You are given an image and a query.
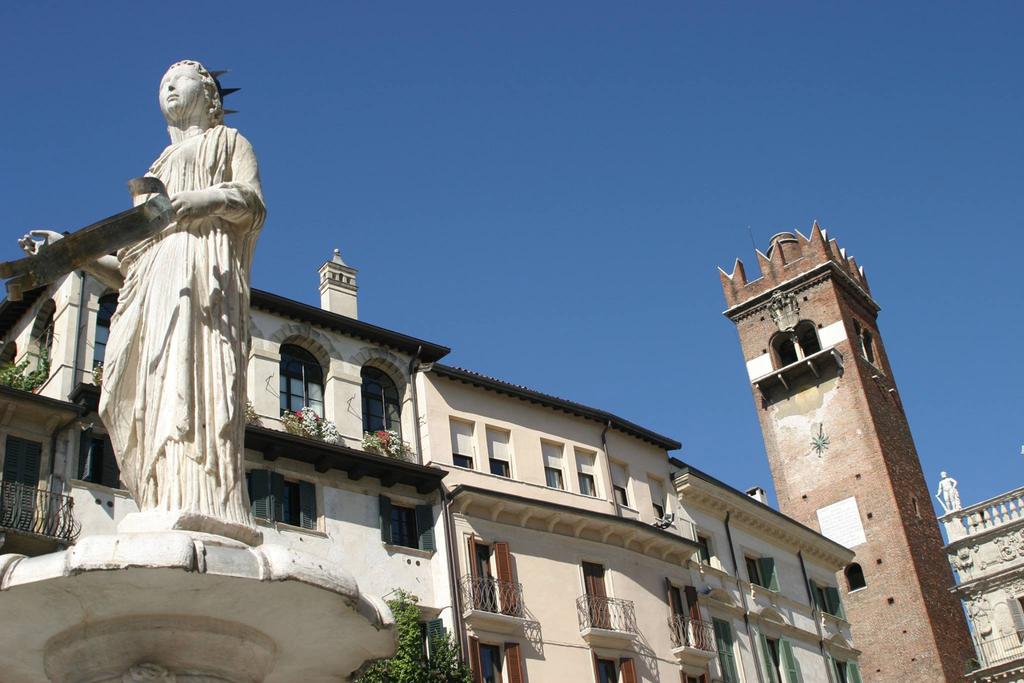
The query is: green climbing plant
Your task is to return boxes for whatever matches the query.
[355,590,472,683]
[0,354,50,392]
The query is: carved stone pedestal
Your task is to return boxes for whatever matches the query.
[0,531,395,683]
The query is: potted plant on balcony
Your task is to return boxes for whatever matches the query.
[280,407,340,445]
[362,430,412,461]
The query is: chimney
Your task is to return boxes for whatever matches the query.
[745,486,768,505]
[318,249,358,318]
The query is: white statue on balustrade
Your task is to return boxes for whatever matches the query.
[19,60,265,543]
[936,471,962,515]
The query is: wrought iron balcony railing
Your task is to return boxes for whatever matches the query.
[973,630,1024,670]
[460,575,525,618]
[0,480,80,544]
[576,595,637,634]
[668,615,717,652]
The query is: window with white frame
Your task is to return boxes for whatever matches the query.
[486,428,512,478]
[449,419,475,470]
[576,449,598,497]
[541,441,565,490]
[649,476,667,518]
[610,461,630,508]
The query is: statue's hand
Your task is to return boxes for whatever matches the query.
[171,190,224,222]
[18,229,63,256]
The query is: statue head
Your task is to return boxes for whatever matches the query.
[159,60,223,130]
[941,471,948,479]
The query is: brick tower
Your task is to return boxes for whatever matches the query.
[719,225,973,681]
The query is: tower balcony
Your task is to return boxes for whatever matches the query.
[460,575,526,634]
[751,346,844,401]
[577,595,637,648]
[0,480,80,553]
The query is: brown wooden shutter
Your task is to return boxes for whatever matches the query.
[592,652,601,683]
[494,542,513,582]
[494,542,518,616]
[620,657,638,683]
[504,642,524,683]
[666,578,679,617]
[685,585,702,622]
[468,635,482,683]
[583,562,607,597]
[468,536,480,580]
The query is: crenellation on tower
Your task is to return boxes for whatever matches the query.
[719,222,872,311]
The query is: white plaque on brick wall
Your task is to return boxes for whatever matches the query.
[816,497,866,549]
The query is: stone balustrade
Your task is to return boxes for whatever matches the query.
[943,487,1024,542]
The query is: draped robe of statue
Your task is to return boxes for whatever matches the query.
[99,124,265,527]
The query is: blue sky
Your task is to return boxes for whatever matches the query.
[1,3,1020,514]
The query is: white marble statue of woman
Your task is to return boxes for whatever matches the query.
[23,60,265,542]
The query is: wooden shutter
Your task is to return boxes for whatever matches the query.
[779,638,801,683]
[100,436,120,488]
[758,557,779,591]
[847,662,863,683]
[684,585,702,622]
[299,480,317,530]
[759,634,780,683]
[468,635,482,683]
[494,541,518,615]
[714,619,739,683]
[77,428,93,480]
[249,469,273,520]
[379,495,393,543]
[270,472,285,523]
[468,535,480,580]
[504,642,524,683]
[583,562,607,597]
[416,504,435,551]
[826,655,840,682]
[824,586,845,619]
[619,657,638,683]
[426,618,445,650]
[592,652,601,683]
[807,579,822,610]
[665,578,678,617]
[4,436,41,486]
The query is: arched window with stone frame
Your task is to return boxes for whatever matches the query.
[845,563,866,591]
[361,366,401,437]
[279,343,324,418]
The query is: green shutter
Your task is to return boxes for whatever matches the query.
[416,504,435,551]
[779,638,801,683]
[4,436,42,486]
[825,586,845,619]
[758,557,779,591]
[847,662,863,683]
[714,619,739,683]
[808,579,823,610]
[270,472,285,523]
[759,634,780,683]
[379,495,393,544]
[299,480,317,530]
[826,655,840,682]
[426,618,446,647]
[249,469,272,520]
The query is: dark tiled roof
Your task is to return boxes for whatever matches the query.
[428,364,681,451]
[251,289,450,362]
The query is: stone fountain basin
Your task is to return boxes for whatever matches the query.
[0,531,395,682]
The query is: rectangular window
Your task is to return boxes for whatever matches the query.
[649,476,666,518]
[746,555,779,591]
[610,461,630,507]
[668,584,685,617]
[77,434,121,488]
[486,428,512,478]
[479,643,503,683]
[713,618,740,683]
[542,442,565,490]
[745,556,762,586]
[576,449,598,497]
[450,419,475,470]
[697,535,712,564]
[595,658,618,683]
[246,469,317,530]
[378,496,436,551]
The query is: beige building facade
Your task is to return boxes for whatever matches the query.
[0,252,860,682]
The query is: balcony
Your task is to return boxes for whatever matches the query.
[971,630,1024,673]
[460,575,526,634]
[669,616,717,670]
[0,480,80,549]
[577,595,637,648]
[942,486,1024,543]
